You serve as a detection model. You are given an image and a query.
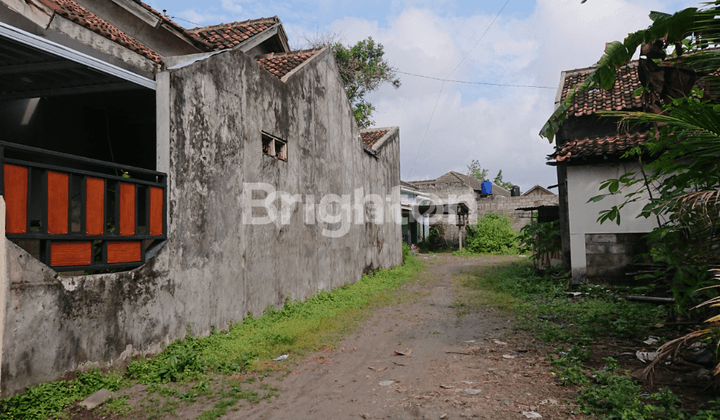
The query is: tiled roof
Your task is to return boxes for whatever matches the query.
[37,0,161,63]
[360,130,388,148]
[189,17,279,51]
[446,171,484,191]
[562,62,643,117]
[257,49,320,79]
[550,132,649,162]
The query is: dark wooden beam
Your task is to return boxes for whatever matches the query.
[0,60,84,75]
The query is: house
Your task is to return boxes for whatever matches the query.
[410,171,558,244]
[548,62,656,284]
[522,184,556,197]
[0,0,401,396]
[399,180,430,245]
[409,171,507,246]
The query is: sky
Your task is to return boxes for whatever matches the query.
[146,0,699,192]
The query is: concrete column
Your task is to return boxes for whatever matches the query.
[0,197,6,386]
[156,71,171,233]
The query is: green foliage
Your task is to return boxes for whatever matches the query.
[591,96,720,310]
[518,220,561,262]
[465,213,517,254]
[467,159,489,180]
[0,370,126,420]
[455,261,668,342]
[421,225,446,252]
[493,169,514,190]
[402,241,410,263]
[332,37,400,128]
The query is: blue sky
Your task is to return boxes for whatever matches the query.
[147,0,699,191]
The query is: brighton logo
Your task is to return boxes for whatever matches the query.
[241,183,475,238]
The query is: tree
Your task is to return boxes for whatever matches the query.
[493,169,514,190]
[300,32,400,128]
[467,160,515,189]
[467,159,488,180]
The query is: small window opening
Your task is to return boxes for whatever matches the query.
[262,132,287,162]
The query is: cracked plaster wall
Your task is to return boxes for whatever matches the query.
[1,47,400,397]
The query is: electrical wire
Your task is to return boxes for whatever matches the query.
[395,70,555,89]
[406,0,511,179]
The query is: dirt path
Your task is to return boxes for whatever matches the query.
[222,255,574,420]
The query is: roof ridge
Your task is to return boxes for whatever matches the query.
[189,16,279,33]
[258,48,322,59]
[131,1,214,50]
[256,48,323,80]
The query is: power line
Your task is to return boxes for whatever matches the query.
[169,15,201,27]
[406,0,511,179]
[395,70,556,90]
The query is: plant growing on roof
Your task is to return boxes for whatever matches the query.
[300,32,401,128]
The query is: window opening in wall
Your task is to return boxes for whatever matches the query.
[262,132,287,162]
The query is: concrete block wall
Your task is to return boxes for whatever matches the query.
[476,195,559,231]
[585,233,649,284]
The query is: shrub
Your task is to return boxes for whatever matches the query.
[402,242,410,263]
[465,213,517,254]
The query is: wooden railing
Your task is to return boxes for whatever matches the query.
[0,141,167,271]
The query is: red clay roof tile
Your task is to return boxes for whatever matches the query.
[561,62,643,117]
[550,132,649,162]
[189,17,279,51]
[256,49,321,79]
[360,130,388,148]
[37,0,162,63]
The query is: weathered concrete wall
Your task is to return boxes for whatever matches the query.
[567,163,657,283]
[1,47,401,396]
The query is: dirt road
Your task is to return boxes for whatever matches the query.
[223,255,573,420]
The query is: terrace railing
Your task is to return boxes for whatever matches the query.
[0,140,167,272]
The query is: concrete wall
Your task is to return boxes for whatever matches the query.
[1,47,401,396]
[567,163,657,283]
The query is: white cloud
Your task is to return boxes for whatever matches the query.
[288,0,700,191]
[176,10,227,26]
[220,0,244,13]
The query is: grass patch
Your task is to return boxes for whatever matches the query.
[454,260,666,342]
[127,255,423,383]
[0,370,127,420]
[454,260,720,419]
[0,256,423,420]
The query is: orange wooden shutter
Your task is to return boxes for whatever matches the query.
[86,178,104,235]
[47,171,69,234]
[4,164,27,233]
[107,241,141,263]
[149,187,163,236]
[119,183,135,235]
[50,242,92,266]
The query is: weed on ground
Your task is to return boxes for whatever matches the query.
[454,260,720,419]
